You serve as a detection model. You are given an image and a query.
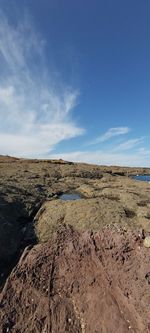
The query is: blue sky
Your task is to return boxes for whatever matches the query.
[0,0,150,166]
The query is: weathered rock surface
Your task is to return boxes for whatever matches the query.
[0,156,150,332]
[34,197,129,242]
[35,179,150,243]
[144,237,150,248]
[0,225,150,333]
[0,156,150,286]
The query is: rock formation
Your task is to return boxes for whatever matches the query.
[0,156,150,332]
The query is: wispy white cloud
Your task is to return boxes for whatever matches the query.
[0,11,84,157]
[48,131,148,167]
[113,137,144,151]
[137,147,150,155]
[89,127,130,145]
[0,10,149,167]
[49,148,150,167]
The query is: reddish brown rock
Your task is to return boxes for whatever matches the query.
[0,225,149,333]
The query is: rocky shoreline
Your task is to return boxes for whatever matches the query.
[0,156,150,332]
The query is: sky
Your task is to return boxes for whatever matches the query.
[0,0,150,166]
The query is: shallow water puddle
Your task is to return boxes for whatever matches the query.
[58,192,81,201]
[133,175,150,182]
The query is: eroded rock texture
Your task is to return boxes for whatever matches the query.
[0,156,150,332]
[0,225,150,333]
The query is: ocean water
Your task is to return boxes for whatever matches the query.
[133,175,150,182]
[58,192,81,200]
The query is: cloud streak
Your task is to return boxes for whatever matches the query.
[49,148,150,167]
[0,11,84,157]
[113,137,144,151]
[49,131,148,166]
[89,127,130,145]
